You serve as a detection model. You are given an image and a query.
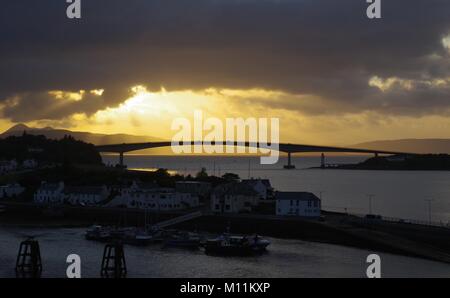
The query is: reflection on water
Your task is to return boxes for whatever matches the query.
[0,227,449,278]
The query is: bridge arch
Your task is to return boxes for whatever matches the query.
[96,141,411,169]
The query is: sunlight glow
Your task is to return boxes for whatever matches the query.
[443,35,450,52]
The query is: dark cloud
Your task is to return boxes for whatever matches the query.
[0,0,449,121]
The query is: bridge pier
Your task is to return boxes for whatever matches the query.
[119,152,124,167]
[283,152,295,169]
[321,153,325,169]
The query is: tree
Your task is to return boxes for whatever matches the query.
[222,172,240,182]
[196,167,208,180]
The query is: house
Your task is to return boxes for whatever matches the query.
[65,185,110,206]
[211,182,259,214]
[175,181,212,197]
[22,159,38,169]
[120,180,170,195]
[107,181,199,211]
[241,178,274,200]
[34,181,65,205]
[275,192,321,217]
[0,184,25,199]
[125,190,198,211]
[0,160,18,174]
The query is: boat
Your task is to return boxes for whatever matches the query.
[163,231,201,249]
[85,225,111,242]
[204,234,270,256]
[121,228,154,246]
[85,225,156,246]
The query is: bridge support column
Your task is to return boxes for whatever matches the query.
[284,152,295,169]
[321,153,325,169]
[119,152,124,167]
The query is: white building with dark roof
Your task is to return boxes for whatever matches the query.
[0,183,25,199]
[211,182,259,214]
[275,191,321,217]
[0,160,18,174]
[65,185,110,206]
[34,181,65,205]
[22,159,38,169]
[175,181,211,197]
[106,180,199,211]
[241,178,274,200]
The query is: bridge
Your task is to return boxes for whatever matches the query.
[95,141,412,169]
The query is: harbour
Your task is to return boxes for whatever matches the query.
[0,225,449,278]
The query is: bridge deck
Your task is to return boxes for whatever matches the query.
[95,141,412,155]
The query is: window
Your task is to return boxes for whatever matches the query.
[290,200,293,206]
[314,201,318,208]
[225,205,230,210]
[308,201,312,207]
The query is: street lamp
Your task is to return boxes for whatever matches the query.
[367,194,375,215]
[425,198,434,224]
[318,191,325,201]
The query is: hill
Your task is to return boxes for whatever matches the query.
[352,139,450,154]
[0,134,102,165]
[1,124,164,145]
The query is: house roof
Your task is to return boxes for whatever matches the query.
[134,181,160,190]
[242,179,272,188]
[176,181,210,185]
[213,182,258,196]
[39,182,62,191]
[65,186,105,195]
[275,191,320,201]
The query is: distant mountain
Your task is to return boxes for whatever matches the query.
[352,139,450,154]
[1,124,165,146]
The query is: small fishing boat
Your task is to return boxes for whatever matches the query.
[85,225,111,242]
[122,228,154,246]
[163,231,201,249]
[85,225,156,246]
[204,234,270,256]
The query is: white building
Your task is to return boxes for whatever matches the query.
[0,183,25,199]
[34,181,65,205]
[22,159,38,169]
[276,192,321,217]
[175,181,211,197]
[0,160,18,174]
[107,181,199,211]
[241,179,274,200]
[126,190,198,211]
[211,182,259,214]
[65,186,110,206]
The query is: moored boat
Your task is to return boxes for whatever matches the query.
[204,234,270,256]
[85,225,157,246]
[163,231,201,249]
[85,225,111,242]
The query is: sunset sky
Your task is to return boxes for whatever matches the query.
[1,0,450,146]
